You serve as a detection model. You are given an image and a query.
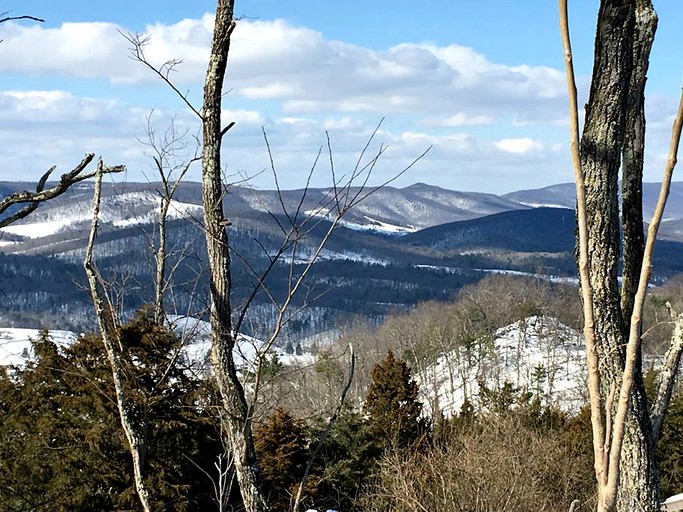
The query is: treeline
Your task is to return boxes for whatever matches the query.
[4,323,683,511]
[3,275,683,510]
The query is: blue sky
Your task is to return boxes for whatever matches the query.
[1,1,681,193]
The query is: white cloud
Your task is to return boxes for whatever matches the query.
[0,16,567,122]
[494,138,545,154]
[422,113,494,127]
[4,15,672,193]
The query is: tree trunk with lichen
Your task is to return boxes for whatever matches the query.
[200,1,268,511]
[579,1,660,510]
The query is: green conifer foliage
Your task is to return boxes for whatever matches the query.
[364,350,424,450]
[254,408,309,511]
[0,315,225,511]
[0,330,131,511]
[658,391,683,499]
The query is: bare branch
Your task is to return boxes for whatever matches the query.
[0,14,44,42]
[650,311,683,440]
[1,14,44,23]
[558,0,606,491]
[606,76,683,497]
[0,154,125,228]
[121,31,203,119]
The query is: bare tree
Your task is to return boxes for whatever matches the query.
[84,165,155,512]
[139,114,201,325]
[123,2,428,509]
[559,1,683,510]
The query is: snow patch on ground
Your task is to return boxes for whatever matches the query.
[168,316,314,373]
[0,328,78,366]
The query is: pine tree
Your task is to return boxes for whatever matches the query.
[0,315,225,511]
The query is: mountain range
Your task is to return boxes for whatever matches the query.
[1,180,683,336]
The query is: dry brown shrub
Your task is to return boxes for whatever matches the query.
[360,413,595,512]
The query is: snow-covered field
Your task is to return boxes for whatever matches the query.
[0,317,312,371]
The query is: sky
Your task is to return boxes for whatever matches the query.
[1,1,682,194]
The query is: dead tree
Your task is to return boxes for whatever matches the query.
[125,2,428,509]
[0,154,124,228]
[83,164,155,512]
[559,1,683,510]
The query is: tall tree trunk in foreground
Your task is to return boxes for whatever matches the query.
[200,2,269,511]
[560,0,683,510]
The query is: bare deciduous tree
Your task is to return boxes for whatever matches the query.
[139,114,202,325]
[84,165,154,512]
[123,2,428,509]
[559,1,683,510]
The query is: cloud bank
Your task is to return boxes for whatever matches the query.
[0,15,674,192]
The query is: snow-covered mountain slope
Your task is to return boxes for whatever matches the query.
[416,316,588,415]
[0,190,202,240]
[503,181,683,223]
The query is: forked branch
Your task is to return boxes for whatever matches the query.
[122,32,203,120]
[0,154,125,228]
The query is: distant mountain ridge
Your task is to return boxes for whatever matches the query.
[1,180,683,333]
[503,181,683,221]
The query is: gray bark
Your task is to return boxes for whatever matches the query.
[154,194,170,324]
[200,2,268,510]
[84,167,153,512]
[580,1,659,510]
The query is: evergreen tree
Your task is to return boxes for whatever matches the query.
[364,350,425,450]
[0,315,225,511]
[254,408,309,510]
[307,408,376,512]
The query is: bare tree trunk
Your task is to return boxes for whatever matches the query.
[559,1,683,510]
[200,2,268,510]
[84,165,153,512]
[155,194,170,324]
